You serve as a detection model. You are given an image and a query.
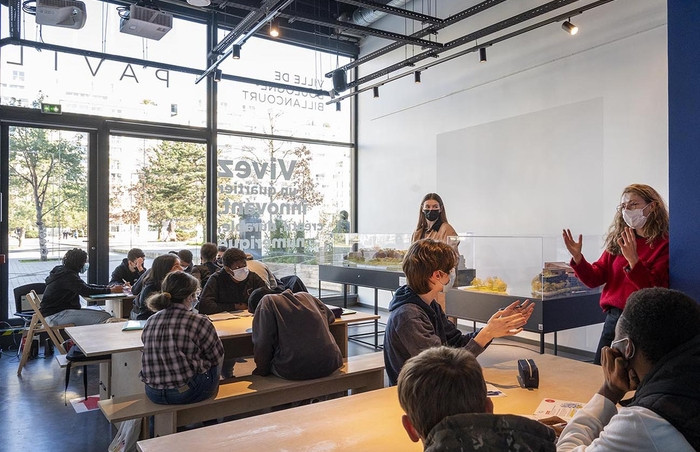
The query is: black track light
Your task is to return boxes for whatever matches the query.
[336,102,341,112]
[232,45,241,60]
[414,71,421,83]
[373,86,379,98]
[562,20,578,35]
[213,69,222,82]
[479,47,487,63]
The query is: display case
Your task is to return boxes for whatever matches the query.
[444,234,605,354]
[321,233,475,290]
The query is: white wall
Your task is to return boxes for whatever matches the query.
[354,0,668,353]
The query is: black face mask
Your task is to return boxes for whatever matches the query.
[423,210,440,222]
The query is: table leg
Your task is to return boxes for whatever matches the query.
[110,350,143,398]
[374,288,379,349]
[540,333,545,354]
[554,331,558,356]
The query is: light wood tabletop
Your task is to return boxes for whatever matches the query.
[65,311,380,398]
[65,311,379,357]
[137,354,604,452]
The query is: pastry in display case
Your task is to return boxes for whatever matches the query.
[445,234,605,354]
[530,262,595,299]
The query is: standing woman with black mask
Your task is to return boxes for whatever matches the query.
[411,193,458,244]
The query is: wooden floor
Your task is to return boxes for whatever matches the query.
[0,306,592,452]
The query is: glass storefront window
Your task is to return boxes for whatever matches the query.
[0,0,207,125]
[216,134,352,289]
[108,136,207,273]
[216,35,352,141]
[6,127,88,318]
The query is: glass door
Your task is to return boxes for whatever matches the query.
[6,126,88,319]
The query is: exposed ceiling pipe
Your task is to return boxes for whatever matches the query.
[352,0,410,27]
[326,0,508,78]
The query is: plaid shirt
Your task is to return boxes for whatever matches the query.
[140,304,224,389]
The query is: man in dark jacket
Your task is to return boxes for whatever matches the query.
[398,346,557,451]
[557,287,700,451]
[384,239,533,385]
[41,248,122,326]
[198,247,267,314]
[248,287,343,380]
[191,242,221,287]
[109,248,146,286]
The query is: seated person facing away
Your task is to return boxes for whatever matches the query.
[557,287,700,451]
[40,248,122,326]
[398,346,557,451]
[109,247,146,286]
[130,254,182,320]
[140,271,224,405]
[246,253,278,289]
[384,238,534,386]
[198,247,267,314]
[191,242,221,287]
[216,245,227,266]
[248,287,343,380]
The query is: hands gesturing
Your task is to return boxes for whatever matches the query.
[475,300,534,347]
[562,229,583,264]
[617,227,639,269]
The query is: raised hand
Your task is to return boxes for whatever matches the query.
[562,229,583,264]
[617,226,639,268]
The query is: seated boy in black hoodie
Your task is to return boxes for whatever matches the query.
[398,346,557,451]
[383,238,534,385]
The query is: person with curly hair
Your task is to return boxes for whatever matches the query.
[563,184,669,364]
[40,248,122,326]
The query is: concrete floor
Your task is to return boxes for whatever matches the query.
[0,306,592,452]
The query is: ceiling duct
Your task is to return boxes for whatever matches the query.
[352,0,409,27]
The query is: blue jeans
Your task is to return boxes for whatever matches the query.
[145,366,221,405]
[594,308,622,365]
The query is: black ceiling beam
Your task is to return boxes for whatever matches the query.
[328,0,616,104]
[336,0,443,25]
[325,0,508,77]
[223,1,443,49]
[350,0,579,88]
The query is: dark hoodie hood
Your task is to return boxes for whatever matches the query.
[45,265,75,285]
[389,285,447,344]
[425,413,556,452]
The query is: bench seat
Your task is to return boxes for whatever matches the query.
[99,351,385,437]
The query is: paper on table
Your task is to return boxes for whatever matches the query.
[207,312,240,321]
[486,383,506,398]
[122,320,147,331]
[534,398,585,421]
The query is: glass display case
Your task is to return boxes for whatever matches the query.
[444,234,605,354]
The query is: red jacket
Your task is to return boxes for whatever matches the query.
[571,236,669,311]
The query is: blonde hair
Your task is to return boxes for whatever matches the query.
[605,184,669,254]
[403,239,456,295]
[398,346,487,438]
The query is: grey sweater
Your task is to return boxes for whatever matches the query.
[251,290,343,380]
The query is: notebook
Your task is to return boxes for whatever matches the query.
[121,320,147,331]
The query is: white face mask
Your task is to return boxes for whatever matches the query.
[445,268,456,291]
[231,267,249,282]
[622,206,648,229]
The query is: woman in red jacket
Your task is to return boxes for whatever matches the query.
[563,184,669,364]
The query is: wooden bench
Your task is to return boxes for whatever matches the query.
[99,352,385,437]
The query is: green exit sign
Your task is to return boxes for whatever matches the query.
[40,103,62,114]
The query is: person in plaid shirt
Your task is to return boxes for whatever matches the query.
[140,271,224,405]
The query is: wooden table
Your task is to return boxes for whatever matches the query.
[137,353,603,452]
[82,293,136,318]
[66,311,380,399]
